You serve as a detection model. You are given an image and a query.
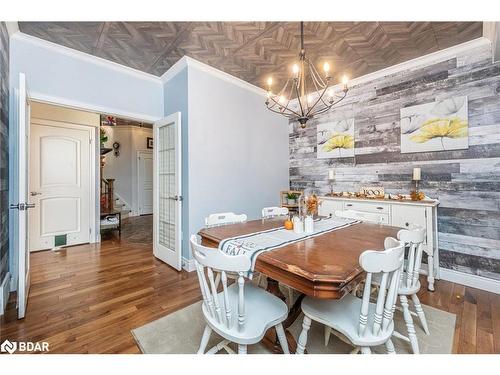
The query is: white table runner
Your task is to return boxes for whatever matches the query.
[219,217,360,276]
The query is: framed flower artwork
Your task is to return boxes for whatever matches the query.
[400,96,468,153]
[317,119,355,159]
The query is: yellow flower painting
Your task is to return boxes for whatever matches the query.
[322,134,354,153]
[317,119,355,158]
[400,97,469,153]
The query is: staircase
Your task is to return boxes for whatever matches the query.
[100,178,115,213]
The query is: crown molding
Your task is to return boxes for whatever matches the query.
[160,56,190,83]
[12,32,162,84]
[347,37,491,87]
[161,55,266,96]
[290,37,491,107]
[4,22,19,36]
[30,91,161,123]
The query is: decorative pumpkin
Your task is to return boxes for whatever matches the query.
[284,219,294,230]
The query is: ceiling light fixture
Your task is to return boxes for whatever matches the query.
[265,22,349,128]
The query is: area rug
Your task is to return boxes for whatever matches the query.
[132,298,456,354]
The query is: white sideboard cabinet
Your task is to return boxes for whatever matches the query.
[318,196,440,291]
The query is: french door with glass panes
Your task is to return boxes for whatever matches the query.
[153,112,182,270]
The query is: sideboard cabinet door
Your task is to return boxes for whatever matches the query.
[391,205,426,230]
[318,199,343,217]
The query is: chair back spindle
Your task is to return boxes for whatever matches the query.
[190,235,251,332]
[357,237,404,338]
[397,227,426,289]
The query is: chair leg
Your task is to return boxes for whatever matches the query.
[400,295,420,354]
[238,344,247,354]
[324,326,332,346]
[275,323,290,354]
[385,338,396,354]
[411,293,430,335]
[360,347,371,354]
[254,273,262,288]
[296,315,312,354]
[288,288,294,308]
[197,325,212,354]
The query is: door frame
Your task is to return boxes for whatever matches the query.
[27,94,161,244]
[153,112,182,271]
[28,117,97,251]
[9,90,161,292]
[136,149,153,216]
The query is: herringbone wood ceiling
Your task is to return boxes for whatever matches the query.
[19,22,483,88]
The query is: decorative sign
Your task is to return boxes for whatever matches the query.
[360,186,385,197]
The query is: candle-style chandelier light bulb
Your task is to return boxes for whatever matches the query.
[265,22,349,128]
[323,62,330,74]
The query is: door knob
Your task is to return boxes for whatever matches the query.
[30,191,42,196]
[168,195,183,201]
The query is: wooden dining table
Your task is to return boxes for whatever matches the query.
[198,217,400,353]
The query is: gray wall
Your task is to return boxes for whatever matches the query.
[290,41,500,280]
[187,65,289,259]
[0,22,9,286]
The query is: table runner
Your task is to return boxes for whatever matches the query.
[219,216,359,276]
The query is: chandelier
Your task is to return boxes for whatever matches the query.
[265,22,349,128]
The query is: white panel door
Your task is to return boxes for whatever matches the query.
[138,150,153,215]
[14,73,31,319]
[29,121,92,251]
[153,112,182,271]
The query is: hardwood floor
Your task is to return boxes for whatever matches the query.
[1,215,498,353]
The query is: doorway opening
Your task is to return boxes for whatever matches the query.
[99,116,153,244]
[28,101,154,252]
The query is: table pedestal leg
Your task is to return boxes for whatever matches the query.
[261,277,304,354]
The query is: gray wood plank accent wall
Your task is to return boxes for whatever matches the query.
[0,22,9,285]
[289,40,500,281]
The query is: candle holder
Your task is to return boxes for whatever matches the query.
[413,179,420,193]
[328,178,335,195]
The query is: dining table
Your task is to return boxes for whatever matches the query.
[198,217,400,354]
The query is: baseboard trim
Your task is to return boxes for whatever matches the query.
[439,268,500,294]
[0,272,11,315]
[182,257,196,272]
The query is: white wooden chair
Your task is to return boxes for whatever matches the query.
[382,227,429,354]
[258,206,291,295]
[297,237,405,354]
[261,206,289,219]
[205,212,247,227]
[335,209,385,224]
[190,235,290,354]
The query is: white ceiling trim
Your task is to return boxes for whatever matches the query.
[12,32,162,84]
[5,22,20,36]
[160,55,266,96]
[347,37,491,87]
[30,91,161,123]
[11,29,490,107]
[289,36,491,107]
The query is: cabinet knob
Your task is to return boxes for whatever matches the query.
[346,204,353,207]
[405,222,409,227]
[376,206,383,210]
